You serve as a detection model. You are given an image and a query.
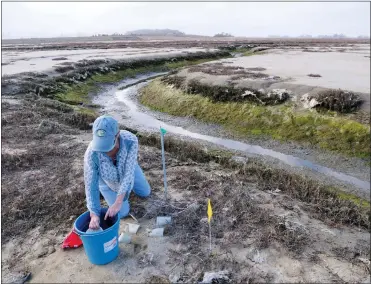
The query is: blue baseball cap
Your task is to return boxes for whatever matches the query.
[91,115,119,152]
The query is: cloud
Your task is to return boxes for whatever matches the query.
[2,2,370,39]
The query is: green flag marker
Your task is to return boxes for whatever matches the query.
[160,127,167,135]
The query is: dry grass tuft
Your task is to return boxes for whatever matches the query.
[146,275,171,284]
[135,133,370,229]
[54,65,75,73]
[63,112,96,130]
[239,161,370,228]
[1,138,87,242]
[188,63,270,79]
[161,75,289,105]
[314,89,363,113]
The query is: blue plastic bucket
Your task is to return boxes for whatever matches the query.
[74,208,120,265]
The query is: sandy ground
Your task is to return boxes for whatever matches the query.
[1,47,210,76]
[2,139,370,283]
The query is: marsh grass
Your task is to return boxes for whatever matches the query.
[54,57,229,106]
[139,80,370,158]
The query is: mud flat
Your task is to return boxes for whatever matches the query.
[225,47,371,109]
[171,45,370,111]
[3,36,369,51]
[1,47,212,76]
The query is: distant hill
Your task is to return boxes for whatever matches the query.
[214,32,234,37]
[125,29,185,36]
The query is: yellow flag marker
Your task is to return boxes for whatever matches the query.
[207,199,213,223]
[207,199,213,251]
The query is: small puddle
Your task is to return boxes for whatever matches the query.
[95,74,370,192]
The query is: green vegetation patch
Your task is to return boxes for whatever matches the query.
[139,80,370,158]
[55,81,98,105]
[327,187,370,209]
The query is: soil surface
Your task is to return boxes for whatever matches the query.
[2,116,370,283]
[1,43,370,284]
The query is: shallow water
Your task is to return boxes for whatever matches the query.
[94,74,370,192]
[226,48,371,93]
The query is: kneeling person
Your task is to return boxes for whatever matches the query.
[84,115,151,229]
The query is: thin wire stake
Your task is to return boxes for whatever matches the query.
[160,128,168,200]
[209,221,212,251]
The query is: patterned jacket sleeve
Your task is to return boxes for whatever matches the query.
[84,146,101,216]
[118,132,138,197]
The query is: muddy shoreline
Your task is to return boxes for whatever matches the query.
[3,37,369,51]
[1,50,230,98]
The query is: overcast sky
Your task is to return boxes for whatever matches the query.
[2,2,370,39]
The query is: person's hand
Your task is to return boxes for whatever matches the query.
[89,213,100,229]
[105,200,122,220]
